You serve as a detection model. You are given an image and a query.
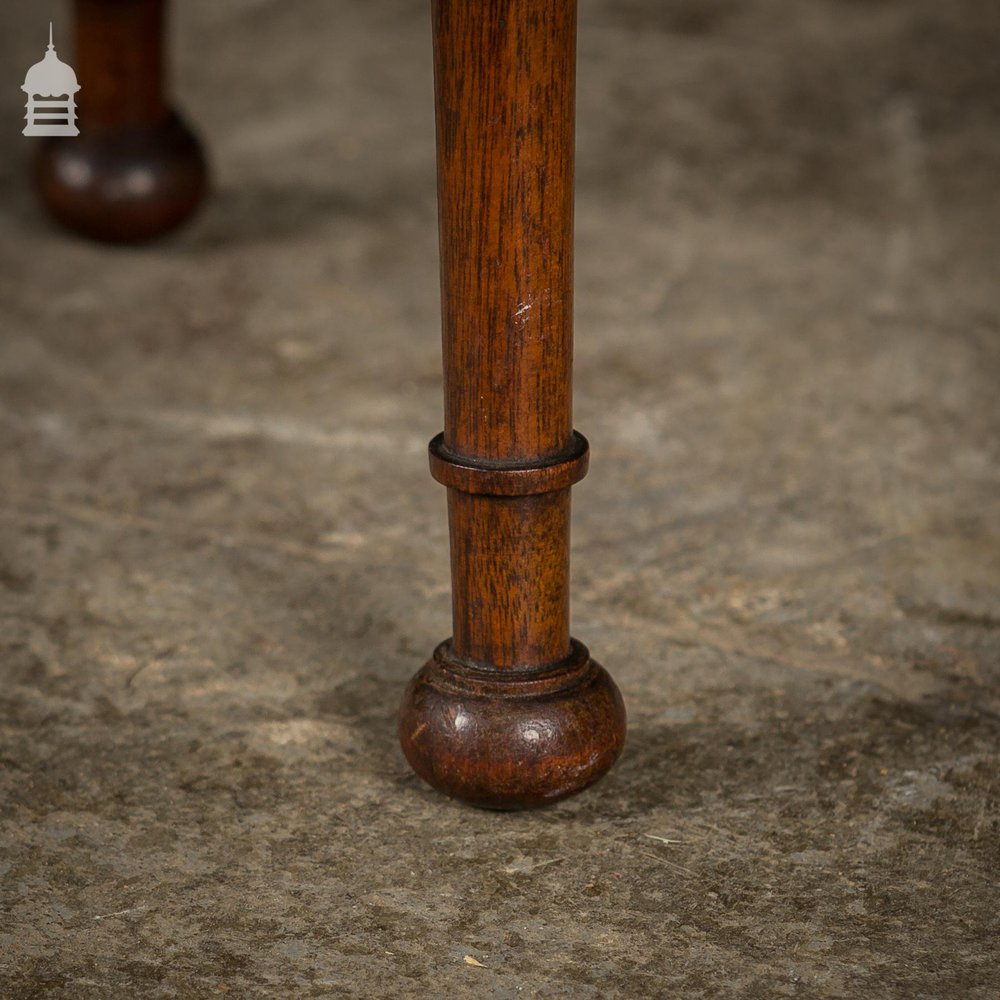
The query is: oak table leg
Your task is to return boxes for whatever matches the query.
[399,0,626,809]
[34,0,207,243]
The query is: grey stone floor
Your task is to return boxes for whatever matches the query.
[1,1,998,996]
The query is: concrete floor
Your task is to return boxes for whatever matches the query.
[2,0,999,996]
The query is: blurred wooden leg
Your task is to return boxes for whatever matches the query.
[34,0,207,243]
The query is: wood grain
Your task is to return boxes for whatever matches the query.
[399,0,626,809]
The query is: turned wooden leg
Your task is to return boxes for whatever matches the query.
[34,0,207,243]
[399,0,626,809]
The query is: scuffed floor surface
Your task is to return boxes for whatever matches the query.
[1,0,998,996]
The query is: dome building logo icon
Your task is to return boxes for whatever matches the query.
[22,23,80,137]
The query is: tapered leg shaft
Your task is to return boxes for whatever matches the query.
[34,0,207,242]
[399,0,626,809]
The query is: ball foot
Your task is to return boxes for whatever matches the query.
[399,639,626,810]
[33,110,208,243]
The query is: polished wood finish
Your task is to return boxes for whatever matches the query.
[399,0,626,809]
[34,0,207,243]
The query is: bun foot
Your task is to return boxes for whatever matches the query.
[33,110,207,243]
[399,640,627,810]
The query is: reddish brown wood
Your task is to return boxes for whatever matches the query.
[399,0,626,809]
[33,0,207,243]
